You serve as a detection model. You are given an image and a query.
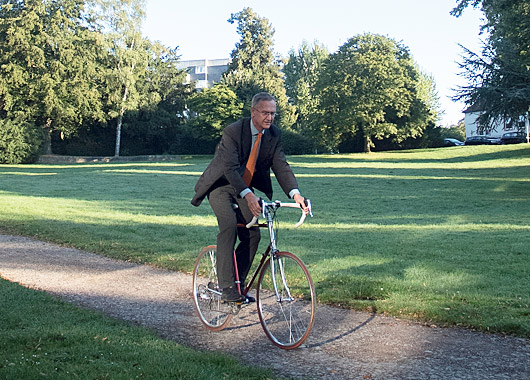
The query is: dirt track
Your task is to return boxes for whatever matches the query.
[1,233,529,379]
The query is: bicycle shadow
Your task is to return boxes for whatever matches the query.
[223,304,262,331]
[305,308,377,349]
[219,299,378,349]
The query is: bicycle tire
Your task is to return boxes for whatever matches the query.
[256,251,315,349]
[192,245,232,331]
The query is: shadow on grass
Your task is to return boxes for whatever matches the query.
[2,161,530,219]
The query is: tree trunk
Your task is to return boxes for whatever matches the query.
[114,85,129,157]
[114,114,123,157]
[524,112,530,144]
[364,135,372,153]
[43,129,53,155]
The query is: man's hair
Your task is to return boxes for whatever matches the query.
[252,92,276,107]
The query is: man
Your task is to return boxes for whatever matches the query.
[191,92,308,303]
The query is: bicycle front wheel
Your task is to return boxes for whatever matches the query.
[257,251,315,349]
[192,245,232,331]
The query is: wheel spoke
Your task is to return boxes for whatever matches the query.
[192,246,232,331]
[257,252,315,349]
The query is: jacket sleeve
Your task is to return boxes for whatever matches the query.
[217,125,249,195]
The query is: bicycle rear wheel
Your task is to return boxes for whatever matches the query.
[192,245,232,331]
[256,251,315,349]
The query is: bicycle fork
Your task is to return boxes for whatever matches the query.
[266,211,295,303]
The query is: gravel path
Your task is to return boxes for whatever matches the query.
[1,234,529,380]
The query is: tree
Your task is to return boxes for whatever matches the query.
[221,7,295,128]
[316,33,438,152]
[0,0,198,160]
[118,41,192,155]
[141,42,190,120]
[93,0,148,156]
[452,0,530,132]
[283,41,328,135]
[0,0,106,158]
[386,67,440,146]
[186,84,243,141]
[440,120,466,141]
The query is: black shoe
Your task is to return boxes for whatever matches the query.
[239,283,255,303]
[221,286,246,303]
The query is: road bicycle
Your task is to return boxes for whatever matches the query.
[192,199,315,350]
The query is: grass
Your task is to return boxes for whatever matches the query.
[1,144,529,339]
[0,279,278,379]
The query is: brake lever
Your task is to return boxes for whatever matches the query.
[305,199,313,218]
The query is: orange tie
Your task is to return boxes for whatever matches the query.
[242,132,262,186]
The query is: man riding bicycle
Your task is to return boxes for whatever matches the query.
[191,92,308,303]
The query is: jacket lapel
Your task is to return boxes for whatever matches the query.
[241,118,252,162]
[259,128,273,160]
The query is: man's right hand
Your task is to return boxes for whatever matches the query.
[244,192,262,216]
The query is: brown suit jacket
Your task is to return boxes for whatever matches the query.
[191,118,298,207]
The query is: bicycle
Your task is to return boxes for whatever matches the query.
[192,199,315,350]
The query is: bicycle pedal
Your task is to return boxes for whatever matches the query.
[222,299,244,305]
[218,301,242,314]
[222,297,251,305]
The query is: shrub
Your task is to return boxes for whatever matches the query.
[0,119,43,164]
[281,129,318,155]
[51,124,115,156]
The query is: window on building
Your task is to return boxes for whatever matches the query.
[196,80,209,89]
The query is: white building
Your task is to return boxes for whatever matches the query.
[176,58,230,89]
[463,104,529,139]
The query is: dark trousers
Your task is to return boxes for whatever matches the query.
[207,185,261,289]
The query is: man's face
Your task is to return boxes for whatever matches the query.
[251,100,276,132]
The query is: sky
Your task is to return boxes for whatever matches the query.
[142,0,486,127]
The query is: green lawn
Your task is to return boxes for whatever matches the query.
[0,278,278,379]
[1,144,529,338]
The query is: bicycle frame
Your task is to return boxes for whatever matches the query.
[240,200,310,302]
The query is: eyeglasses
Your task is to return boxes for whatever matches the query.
[254,110,276,118]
